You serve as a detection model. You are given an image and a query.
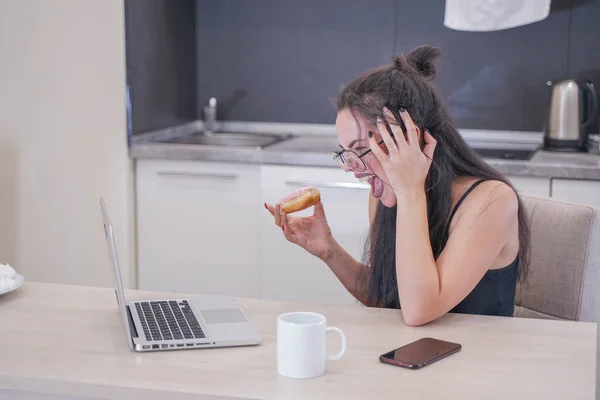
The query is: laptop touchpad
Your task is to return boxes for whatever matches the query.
[200,309,248,324]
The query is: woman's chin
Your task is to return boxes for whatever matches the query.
[379,190,397,208]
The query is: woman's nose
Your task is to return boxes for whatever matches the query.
[347,157,364,172]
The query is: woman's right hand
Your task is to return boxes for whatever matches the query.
[264,201,335,260]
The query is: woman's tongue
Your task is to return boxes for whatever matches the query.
[368,176,384,198]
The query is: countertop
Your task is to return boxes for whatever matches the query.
[0,282,595,400]
[130,133,600,180]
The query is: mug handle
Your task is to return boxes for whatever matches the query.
[326,326,347,361]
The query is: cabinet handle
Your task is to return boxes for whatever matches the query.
[156,171,238,179]
[285,180,370,190]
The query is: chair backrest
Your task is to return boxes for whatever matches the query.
[515,195,600,322]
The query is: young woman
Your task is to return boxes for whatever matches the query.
[265,45,530,326]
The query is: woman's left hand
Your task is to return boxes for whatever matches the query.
[368,107,437,199]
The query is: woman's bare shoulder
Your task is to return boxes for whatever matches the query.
[478,180,518,212]
[451,179,519,228]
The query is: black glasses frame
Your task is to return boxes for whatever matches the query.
[332,139,385,172]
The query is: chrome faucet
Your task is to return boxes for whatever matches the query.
[203,97,217,135]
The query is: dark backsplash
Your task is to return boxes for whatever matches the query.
[124,0,197,135]
[125,0,600,135]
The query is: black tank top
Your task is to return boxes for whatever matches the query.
[443,180,518,317]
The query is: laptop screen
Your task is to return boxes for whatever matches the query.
[100,197,134,350]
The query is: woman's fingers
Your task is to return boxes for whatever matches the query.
[382,107,407,150]
[423,130,437,166]
[267,202,300,244]
[313,201,326,219]
[273,204,282,227]
[368,130,387,163]
[280,209,297,243]
[398,108,419,148]
[280,209,288,233]
[375,118,399,157]
[264,202,275,216]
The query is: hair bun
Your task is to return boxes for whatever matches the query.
[406,45,441,80]
[392,54,410,71]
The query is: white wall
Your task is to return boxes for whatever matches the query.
[0,0,135,288]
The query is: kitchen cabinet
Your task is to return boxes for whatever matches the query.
[135,159,261,297]
[507,176,550,198]
[550,179,600,209]
[134,156,599,307]
[260,165,370,306]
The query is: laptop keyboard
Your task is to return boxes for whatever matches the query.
[134,300,205,342]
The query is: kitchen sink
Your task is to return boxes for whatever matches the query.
[161,132,293,148]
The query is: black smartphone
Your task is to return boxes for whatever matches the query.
[379,337,461,370]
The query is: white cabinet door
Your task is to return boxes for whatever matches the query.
[550,179,600,208]
[136,159,261,297]
[260,165,371,306]
[507,176,550,198]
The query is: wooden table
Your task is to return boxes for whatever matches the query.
[0,282,596,399]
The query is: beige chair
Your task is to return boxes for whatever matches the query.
[514,195,600,322]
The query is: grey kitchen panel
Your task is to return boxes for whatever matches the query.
[567,0,600,134]
[196,0,396,124]
[393,0,571,131]
[196,0,236,121]
[125,0,197,134]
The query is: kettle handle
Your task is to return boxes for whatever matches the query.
[583,81,598,130]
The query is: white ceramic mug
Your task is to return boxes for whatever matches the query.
[277,311,347,379]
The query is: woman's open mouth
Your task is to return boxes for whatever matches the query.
[357,174,384,198]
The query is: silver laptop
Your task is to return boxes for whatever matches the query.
[100,197,262,352]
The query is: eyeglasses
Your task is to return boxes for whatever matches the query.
[332,139,385,172]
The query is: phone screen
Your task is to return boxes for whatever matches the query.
[380,338,461,369]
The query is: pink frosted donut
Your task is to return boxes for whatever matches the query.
[278,187,321,213]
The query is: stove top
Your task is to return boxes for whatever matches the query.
[471,147,538,161]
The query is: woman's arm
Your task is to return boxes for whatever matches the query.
[270,198,371,305]
[394,183,517,326]
[367,108,518,326]
[369,193,378,225]
[320,193,378,304]
[321,239,368,304]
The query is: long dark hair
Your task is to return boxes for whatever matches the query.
[336,45,530,309]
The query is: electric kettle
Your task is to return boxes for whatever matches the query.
[543,79,598,152]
